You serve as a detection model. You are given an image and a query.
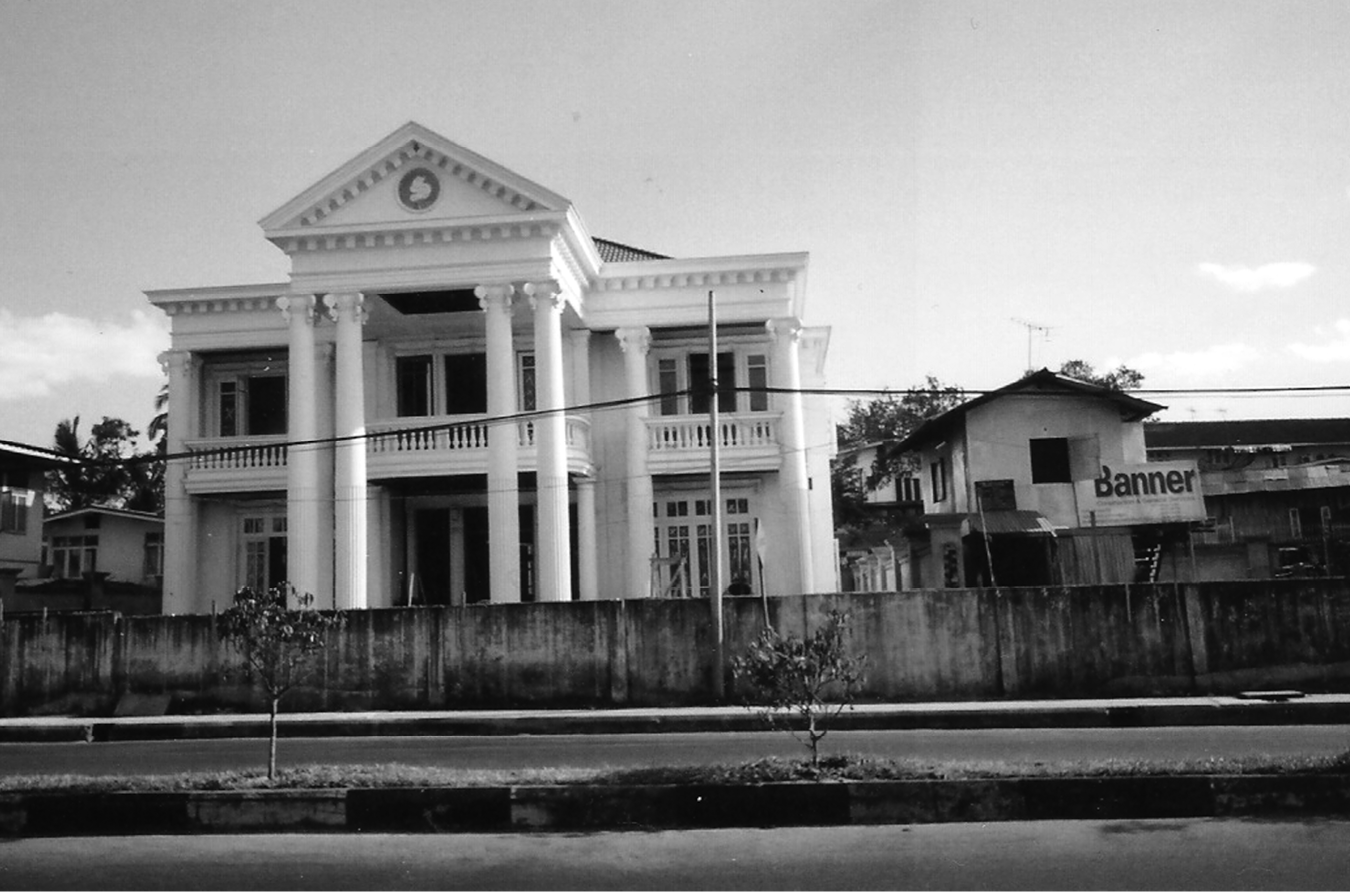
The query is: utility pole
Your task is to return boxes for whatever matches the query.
[708,290,725,701]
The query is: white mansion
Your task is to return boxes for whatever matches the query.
[149,122,837,613]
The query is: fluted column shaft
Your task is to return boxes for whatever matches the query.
[526,281,571,602]
[476,283,521,603]
[768,317,814,594]
[615,326,653,598]
[325,292,368,610]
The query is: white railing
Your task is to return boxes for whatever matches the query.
[366,415,592,460]
[185,436,289,472]
[367,417,491,455]
[646,413,780,453]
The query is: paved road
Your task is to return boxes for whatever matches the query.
[4,725,1349,777]
[2,820,1347,889]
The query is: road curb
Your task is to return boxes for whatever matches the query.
[3,774,1349,837]
[6,699,1350,743]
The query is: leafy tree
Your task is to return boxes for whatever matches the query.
[732,609,868,767]
[217,585,344,780]
[833,377,964,525]
[46,414,164,514]
[1057,359,1144,391]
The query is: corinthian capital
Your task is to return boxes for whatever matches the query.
[323,292,367,324]
[474,283,516,314]
[522,280,564,311]
[766,317,803,344]
[615,326,651,356]
[276,294,318,323]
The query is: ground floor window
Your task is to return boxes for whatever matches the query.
[652,494,758,597]
[240,514,287,594]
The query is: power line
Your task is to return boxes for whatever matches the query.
[50,382,1350,470]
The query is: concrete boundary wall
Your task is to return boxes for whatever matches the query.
[2,580,1348,716]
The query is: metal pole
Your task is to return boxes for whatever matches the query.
[708,289,725,701]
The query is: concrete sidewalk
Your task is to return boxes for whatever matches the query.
[4,693,1350,743]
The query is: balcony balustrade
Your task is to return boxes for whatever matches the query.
[182,436,289,493]
[645,412,782,474]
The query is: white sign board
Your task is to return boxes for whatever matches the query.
[1075,461,1206,527]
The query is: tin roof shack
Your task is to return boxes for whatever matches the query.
[1145,418,1350,579]
[0,440,77,600]
[889,370,1205,588]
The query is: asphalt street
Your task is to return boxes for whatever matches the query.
[4,725,1350,777]
[3,820,1348,890]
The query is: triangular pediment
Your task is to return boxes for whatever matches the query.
[259,122,571,235]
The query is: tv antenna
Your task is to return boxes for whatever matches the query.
[1011,318,1055,374]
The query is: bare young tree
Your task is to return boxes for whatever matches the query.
[217,585,343,779]
[732,610,868,767]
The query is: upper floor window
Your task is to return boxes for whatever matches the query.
[395,351,491,417]
[653,349,770,416]
[211,372,286,437]
[0,472,32,534]
[1029,437,1072,483]
[929,456,949,503]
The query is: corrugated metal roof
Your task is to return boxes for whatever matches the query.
[969,510,1058,536]
[1145,418,1350,450]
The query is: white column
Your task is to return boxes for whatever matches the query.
[768,317,815,594]
[570,329,598,601]
[325,292,368,610]
[158,349,198,614]
[475,284,521,604]
[576,476,598,600]
[278,295,322,608]
[524,281,571,602]
[615,326,653,598]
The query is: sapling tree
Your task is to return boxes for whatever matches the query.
[732,609,868,767]
[217,585,343,779]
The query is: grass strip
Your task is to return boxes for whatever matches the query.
[5,751,1350,794]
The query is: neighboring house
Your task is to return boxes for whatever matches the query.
[41,507,164,585]
[149,122,837,613]
[888,370,1205,588]
[833,440,921,592]
[0,441,77,587]
[1145,418,1350,578]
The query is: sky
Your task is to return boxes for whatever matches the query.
[2,0,1349,449]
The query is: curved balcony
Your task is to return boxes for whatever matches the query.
[366,414,593,479]
[645,412,782,475]
[182,436,288,493]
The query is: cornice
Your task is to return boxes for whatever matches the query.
[146,284,289,317]
[594,252,808,293]
[265,212,565,257]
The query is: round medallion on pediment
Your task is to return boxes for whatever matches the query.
[397,167,440,212]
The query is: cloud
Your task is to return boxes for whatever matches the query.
[1289,319,1350,362]
[1196,262,1315,292]
[1128,343,1263,378]
[0,309,170,400]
